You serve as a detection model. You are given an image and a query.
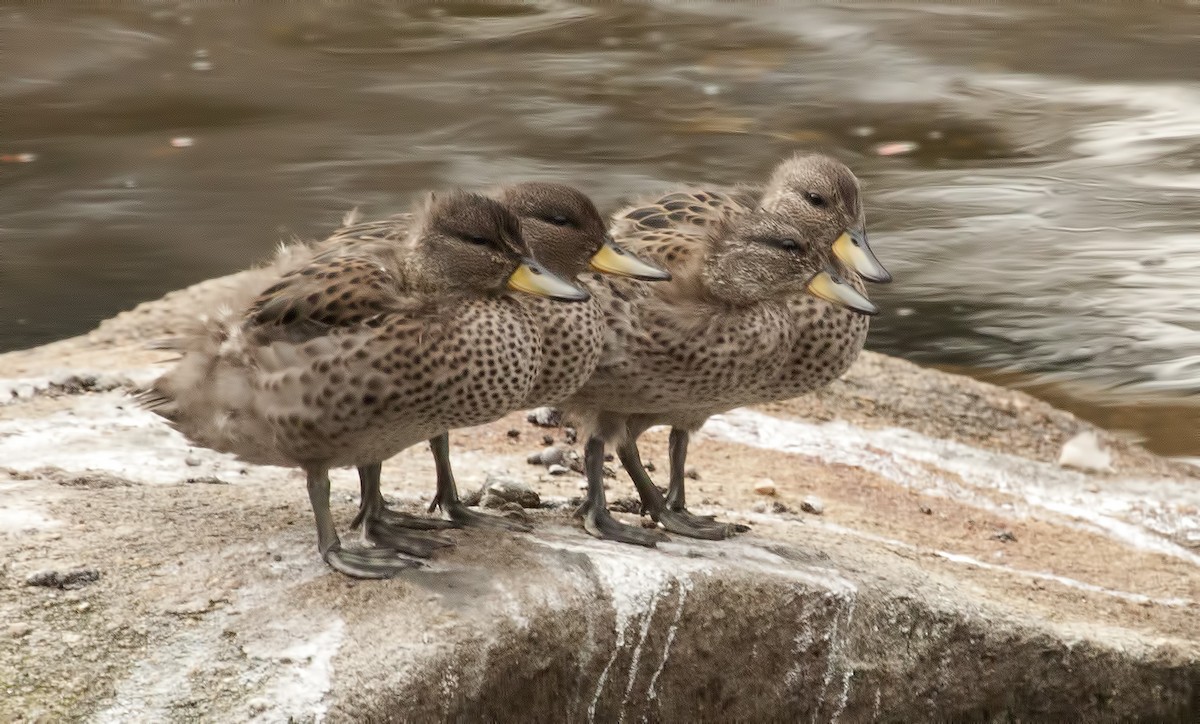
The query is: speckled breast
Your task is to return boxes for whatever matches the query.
[518,296,605,407]
[273,298,545,467]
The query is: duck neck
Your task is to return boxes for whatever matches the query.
[697,237,773,307]
[395,240,453,295]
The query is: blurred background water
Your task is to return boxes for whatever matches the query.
[3,2,1199,457]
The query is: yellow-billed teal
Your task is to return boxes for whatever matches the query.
[607,153,888,538]
[560,155,880,545]
[323,183,670,544]
[140,191,588,577]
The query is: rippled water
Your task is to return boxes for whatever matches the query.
[3,2,1199,454]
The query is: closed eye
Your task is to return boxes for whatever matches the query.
[465,235,493,246]
[543,214,573,227]
[779,237,804,251]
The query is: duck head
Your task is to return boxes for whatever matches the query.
[410,190,588,302]
[495,182,670,282]
[759,153,891,283]
[702,212,878,315]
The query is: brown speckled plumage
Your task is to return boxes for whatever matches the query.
[323,183,667,539]
[563,154,876,543]
[327,183,613,410]
[140,191,561,576]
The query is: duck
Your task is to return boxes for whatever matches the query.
[558,157,879,545]
[328,183,671,546]
[603,153,889,539]
[139,190,588,578]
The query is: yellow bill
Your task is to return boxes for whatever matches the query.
[589,238,672,281]
[832,229,892,283]
[806,268,879,316]
[507,258,590,302]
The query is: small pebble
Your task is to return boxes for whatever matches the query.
[542,435,555,446]
[527,446,564,467]
[685,468,700,480]
[185,455,202,467]
[991,529,1017,543]
[919,504,933,515]
[499,502,527,517]
[1058,431,1112,472]
[26,567,101,590]
[609,497,641,515]
[547,464,570,476]
[644,460,656,472]
[7,623,33,638]
[527,407,562,427]
[753,478,777,496]
[76,602,91,613]
[506,429,521,439]
[800,495,825,515]
[480,474,540,509]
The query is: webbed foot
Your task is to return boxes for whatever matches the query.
[362,518,455,558]
[655,509,749,540]
[582,505,668,547]
[322,542,423,579]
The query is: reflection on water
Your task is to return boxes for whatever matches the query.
[3,2,1199,454]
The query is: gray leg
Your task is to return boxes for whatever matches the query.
[665,428,749,534]
[427,433,531,532]
[350,462,456,532]
[305,466,421,579]
[579,436,667,547]
[618,438,735,540]
[349,463,454,558]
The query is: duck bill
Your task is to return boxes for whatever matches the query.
[833,229,892,283]
[806,268,879,316]
[589,237,672,281]
[507,258,590,302]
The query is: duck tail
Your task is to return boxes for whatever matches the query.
[137,268,282,454]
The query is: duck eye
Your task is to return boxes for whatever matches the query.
[804,192,827,208]
[466,235,492,246]
[545,214,572,227]
[779,237,803,251]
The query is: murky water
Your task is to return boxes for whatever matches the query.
[4,2,1199,455]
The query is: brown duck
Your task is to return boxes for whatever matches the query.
[140,191,587,577]
[560,155,881,544]
[324,184,669,549]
